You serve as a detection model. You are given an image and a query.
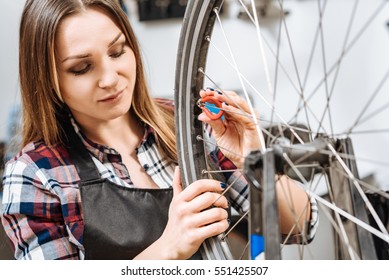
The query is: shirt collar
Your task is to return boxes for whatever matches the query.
[68,114,154,162]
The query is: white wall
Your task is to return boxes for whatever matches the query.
[0,0,25,142]
[125,0,183,99]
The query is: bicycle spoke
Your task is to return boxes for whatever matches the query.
[326,144,389,235]
[322,1,359,133]
[293,1,387,133]
[346,70,389,134]
[283,153,389,244]
[214,6,266,151]
[314,0,335,136]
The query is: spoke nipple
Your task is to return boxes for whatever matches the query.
[340,210,348,223]
[196,135,202,141]
[198,67,204,74]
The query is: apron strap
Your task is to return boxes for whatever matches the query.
[62,119,101,182]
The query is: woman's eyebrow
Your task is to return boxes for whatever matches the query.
[61,32,124,63]
[62,53,91,63]
[108,32,123,48]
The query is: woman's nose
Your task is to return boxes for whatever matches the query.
[98,60,119,89]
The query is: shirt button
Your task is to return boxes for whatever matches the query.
[143,164,149,171]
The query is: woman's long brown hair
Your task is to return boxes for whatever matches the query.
[19,0,177,162]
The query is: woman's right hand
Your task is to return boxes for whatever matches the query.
[135,167,229,259]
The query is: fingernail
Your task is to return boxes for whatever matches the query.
[216,90,223,95]
[220,182,227,189]
[227,218,231,225]
[206,87,214,91]
[223,102,229,106]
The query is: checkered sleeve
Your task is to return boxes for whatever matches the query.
[1,155,80,260]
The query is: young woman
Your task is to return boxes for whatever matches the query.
[1,0,318,260]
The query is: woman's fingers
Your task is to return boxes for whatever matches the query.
[173,179,229,227]
[222,102,258,128]
[195,219,229,240]
[188,191,228,212]
[198,111,226,136]
[172,166,183,197]
[178,179,225,202]
[201,88,251,114]
[192,207,229,227]
[199,89,258,126]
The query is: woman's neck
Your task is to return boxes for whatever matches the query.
[81,113,144,153]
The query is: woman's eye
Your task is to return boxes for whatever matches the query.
[110,48,126,58]
[70,64,91,76]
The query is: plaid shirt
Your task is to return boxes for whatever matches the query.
[1,101,318,260]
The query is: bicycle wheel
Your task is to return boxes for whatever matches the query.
[175,0,389,260]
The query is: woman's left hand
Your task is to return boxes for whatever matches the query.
[198,89,263,168]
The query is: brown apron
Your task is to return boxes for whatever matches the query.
[65,122,202,260]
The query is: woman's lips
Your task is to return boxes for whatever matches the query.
[99,89,124,102]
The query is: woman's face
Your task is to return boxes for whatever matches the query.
[56,8,136,127]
